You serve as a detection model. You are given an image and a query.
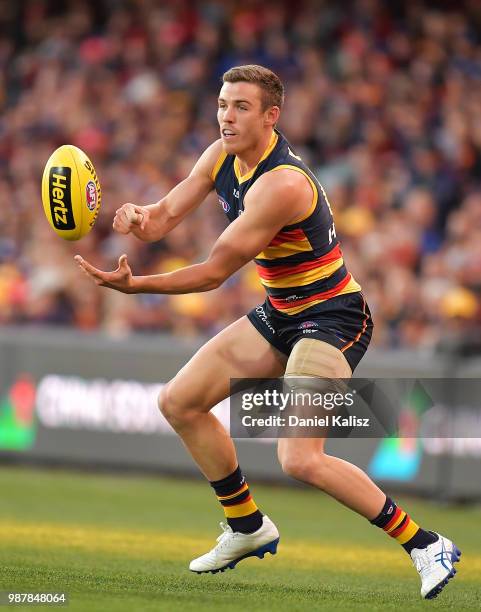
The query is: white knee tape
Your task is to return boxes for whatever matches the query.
[283,374,327,394]
[285,338,352,379]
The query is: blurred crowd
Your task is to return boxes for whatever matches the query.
[0,0,480,349]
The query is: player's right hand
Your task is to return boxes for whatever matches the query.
[113,203,150,234]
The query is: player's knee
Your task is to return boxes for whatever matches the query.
[158,382,197,430]
[278,444,331,488]
[157,382,175,421]
[279,451,317,484]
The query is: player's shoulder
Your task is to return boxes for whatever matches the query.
[193,139,227,181]
[244,166,311,223]
[254,163,312,198]
[204,138,224,159]
[189,139,226,182]
[198,139,224,166]
[244,161,314,223]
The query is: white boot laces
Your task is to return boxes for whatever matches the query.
[414,548,431,577]
[215,522,237,551]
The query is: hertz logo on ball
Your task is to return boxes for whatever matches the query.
[42,144,101,240]
[48,167,75,230]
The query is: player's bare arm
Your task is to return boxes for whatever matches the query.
[75,169,312,294]
[113,139,224,242]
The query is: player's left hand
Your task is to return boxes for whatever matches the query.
[74,254,136,294]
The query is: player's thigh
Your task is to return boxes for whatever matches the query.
[278,338,352,463]
[164,315,288,413]
[285,337,352,379]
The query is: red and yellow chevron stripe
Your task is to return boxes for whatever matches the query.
[268,274,361,315]
[256,228,312,260]
[256,244,345,288]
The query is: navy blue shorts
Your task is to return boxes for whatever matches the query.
[247,291,373,373]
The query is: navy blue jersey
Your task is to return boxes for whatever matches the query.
[212,129,360,314]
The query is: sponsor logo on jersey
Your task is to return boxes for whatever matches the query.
[218,195,230,212]
[86,180,97,211]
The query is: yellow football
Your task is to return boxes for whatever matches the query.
[41,144,101,241]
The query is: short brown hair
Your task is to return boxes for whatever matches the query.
[222,65,284,111]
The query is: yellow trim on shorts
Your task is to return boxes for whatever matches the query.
[341,294,368,354]
[268,164,318,224]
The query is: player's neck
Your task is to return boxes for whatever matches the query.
[235,130,275,177]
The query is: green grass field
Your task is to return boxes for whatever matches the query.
[0,466,480,611]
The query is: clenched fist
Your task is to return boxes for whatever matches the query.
[113,203,150,234]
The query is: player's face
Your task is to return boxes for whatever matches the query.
[217,82,271,154]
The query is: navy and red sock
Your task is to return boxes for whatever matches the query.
[370,496,438,554]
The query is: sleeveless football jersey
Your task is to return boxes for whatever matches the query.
[212,129,361,315]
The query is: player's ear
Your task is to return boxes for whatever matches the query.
[264,106,280,127]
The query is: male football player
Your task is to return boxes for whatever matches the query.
[76,65,460,599]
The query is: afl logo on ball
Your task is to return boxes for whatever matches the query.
[218,196,230,212]
[86,181,97,211]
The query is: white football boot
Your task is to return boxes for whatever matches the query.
[189,515,280,574]
[411,532,461,599]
